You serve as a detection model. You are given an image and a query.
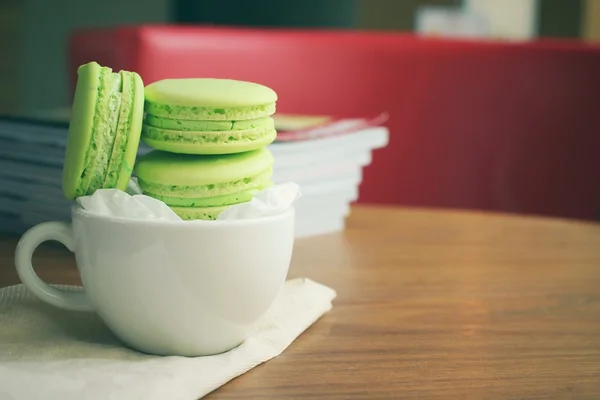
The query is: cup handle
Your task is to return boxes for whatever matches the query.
[14,221,94,312]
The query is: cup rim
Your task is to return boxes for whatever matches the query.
[71,203,295,227]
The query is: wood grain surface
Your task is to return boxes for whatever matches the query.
[1,205,600,399]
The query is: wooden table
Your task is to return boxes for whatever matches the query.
[2,205,600,399]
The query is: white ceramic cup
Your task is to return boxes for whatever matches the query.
[14,205,295,357]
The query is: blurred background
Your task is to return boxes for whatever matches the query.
[2,0,600,116]
[1,0,600,238]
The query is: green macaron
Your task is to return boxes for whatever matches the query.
[142,78,278,155]
[62,61,144,200]
[134,147,275,220]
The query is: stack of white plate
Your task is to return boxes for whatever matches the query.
[0,117,388,238]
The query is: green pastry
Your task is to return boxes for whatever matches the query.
[62,61,145,200]
[142,78,277,155]
[134,147,274,220]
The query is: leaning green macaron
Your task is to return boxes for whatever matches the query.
[134,147,275,220]
[62,61,145,200]
[142,78,278,155]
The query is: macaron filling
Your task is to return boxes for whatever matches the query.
[144,102,276,121]
[141,124,276,145]
[78,68,123,196]
[103,71,134,187]
[144,115,274,132]
[136,167,273,198]
[143,182,273,207]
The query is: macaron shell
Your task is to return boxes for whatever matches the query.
[171,204,231,221]
[134,148,274,186]
[144,78,277,121]
[115,71,145,190]
[62,61,102,200]
[144,78,277,108]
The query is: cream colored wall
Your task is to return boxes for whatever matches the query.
[356,0,459,30]
[463,0,539,39]
[583,0,600,40]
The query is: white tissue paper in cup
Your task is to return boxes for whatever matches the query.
[126,177,143,195]
[77,180,300,221]
[77,188,182,221]
[217,182,301,220]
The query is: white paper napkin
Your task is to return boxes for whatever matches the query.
[0,278,336,400]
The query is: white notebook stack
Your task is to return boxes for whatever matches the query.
[0,113,388,238]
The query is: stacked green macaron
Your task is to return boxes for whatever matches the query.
[141,78,277,155]
[134,148,274,220]
[134,78,279,220]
